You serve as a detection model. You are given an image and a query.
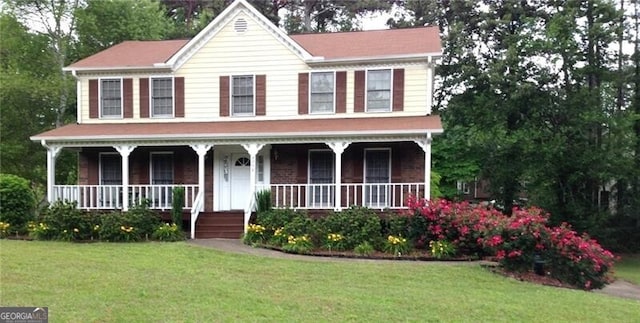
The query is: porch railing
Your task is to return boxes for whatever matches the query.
[256,183,426,210]
[52,184,198,210]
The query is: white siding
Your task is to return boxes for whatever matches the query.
[175,11,308,120]
[76,12,435,124]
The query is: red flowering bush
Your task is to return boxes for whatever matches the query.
[406,197,616,290]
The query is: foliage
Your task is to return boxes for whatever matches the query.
[0,174,36,234]
[171,187,185,229]
[0,222,10,238]
[39,200,99,241]
[353,241,375,257]
[320,206,382,250]
[407,198,617,290]
[255,189,272,214]
[30,200,162,243]
[243,223,266,245]
[74,0,172,59]
[324,233,346,251]
[429,240,457,259]
[383,235,410,256]
[282,235,312,254]
[151,223,185,242]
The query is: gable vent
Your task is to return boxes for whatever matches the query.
[234,18,248,33]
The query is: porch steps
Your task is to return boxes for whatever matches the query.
[195,211,244,239]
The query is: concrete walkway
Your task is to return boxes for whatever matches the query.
[187,238,640,301]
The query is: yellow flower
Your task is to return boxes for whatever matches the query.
[73,228,79,233]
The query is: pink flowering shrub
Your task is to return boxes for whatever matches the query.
[406,197,616,290]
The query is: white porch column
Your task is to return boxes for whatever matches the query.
[242,143,265,231]
[189,144,212,209]
[114,145,136,211]
[42,141,62,203]
[414,134,433,200]
[327,141,351,211]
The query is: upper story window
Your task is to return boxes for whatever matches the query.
[100,78,122,118]
[151,77,173,117]
[366,69,392,112]
[232,75,254,116]
[310,72,334,114]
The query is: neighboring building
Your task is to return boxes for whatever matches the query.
[30,0,443,238]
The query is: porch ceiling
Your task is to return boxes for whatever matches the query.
[31,115,442,147]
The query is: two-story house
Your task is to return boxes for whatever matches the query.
[31,0,443,239]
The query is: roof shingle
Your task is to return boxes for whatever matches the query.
[32,116,442,142]
[67,40,189,69]
[290,27,441,60]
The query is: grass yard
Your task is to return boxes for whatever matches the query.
[616,254,640,285]
[1,240,638,322]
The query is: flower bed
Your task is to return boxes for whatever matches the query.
[245,198,616,290]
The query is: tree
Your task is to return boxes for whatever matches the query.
[74,0,173,59]
[391,0,630,238]
[7,0,80,128]
[0,13,57,184]
[283,0,392,34]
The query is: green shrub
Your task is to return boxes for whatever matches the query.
[171,187,185,230]
[321,206,382,249]
[151,223,185,242]
[281,234,313,253]
[0,173,36,234]
[0,221,10,238]
[384,235,410,256]
[324,233,346,251]
[256,208,297,231]
[354,241,375,256]
[429,240,457,259]
[243,223,267,245]
[35,200,99,241]
[125,201,162,239]
[99,211,142,242]
[255,189,272,214]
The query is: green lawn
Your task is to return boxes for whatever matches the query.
[1,240,638,322]
[616,254,640,285]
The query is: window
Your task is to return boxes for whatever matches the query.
[100,153,122,208]
[366,69,391,112]
[151,77,173,117]
[310,72,334,113]
[364,149,390,207]
[456,181,470,195]
[100,79,122,117]
[232,75,254,115]
[257,155,264,182]
[308,150,334,207]
[151,153,174,207]
[100,154,122,185]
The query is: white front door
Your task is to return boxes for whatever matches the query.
[230,154,251,209]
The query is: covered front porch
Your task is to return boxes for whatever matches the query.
[31,116,442,239]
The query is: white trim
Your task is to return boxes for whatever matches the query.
[306,53,443,66]
[98,77,124,119]
[149,76,175,118]
[31,129,444,144]
[309,71,336,115]
[230,74,256,117]
[364,69,393,113]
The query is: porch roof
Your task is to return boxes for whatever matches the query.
[31,115,442,145]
